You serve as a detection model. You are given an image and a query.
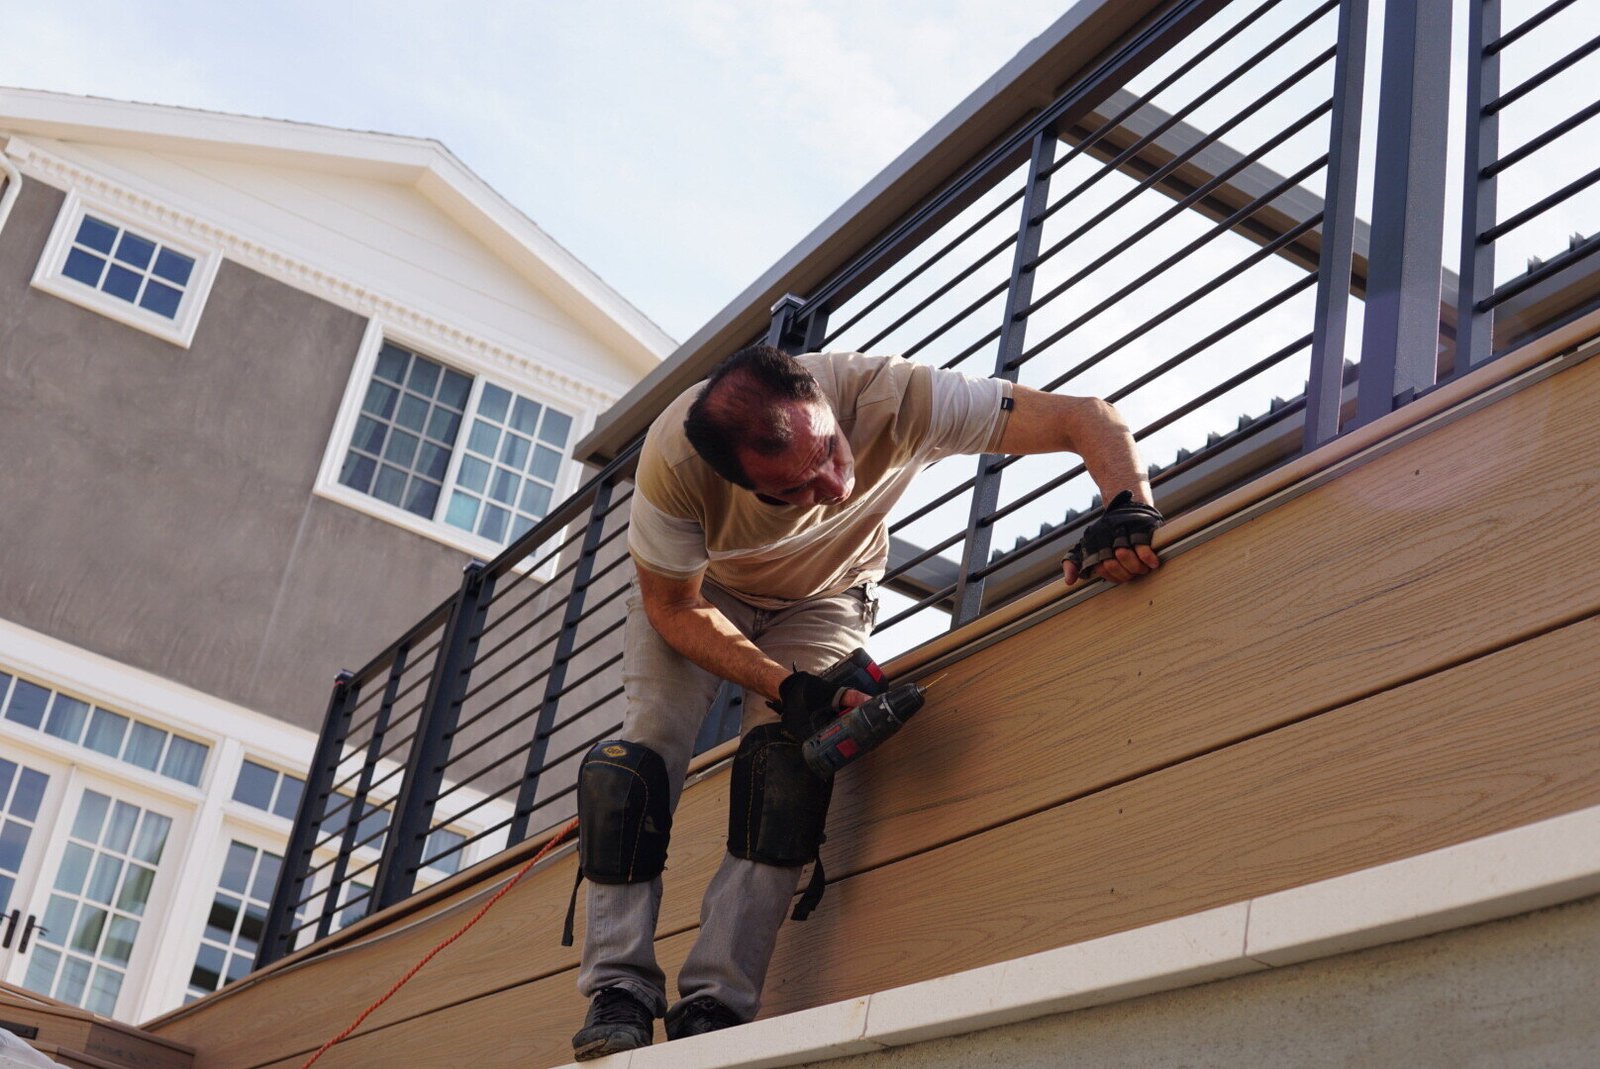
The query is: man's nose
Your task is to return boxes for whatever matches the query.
[818,468,851,502]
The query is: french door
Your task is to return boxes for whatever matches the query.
[0,747,184,1018]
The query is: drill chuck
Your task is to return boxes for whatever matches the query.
[801,682,926,778]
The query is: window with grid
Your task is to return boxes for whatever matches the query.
[60,215,195,320]
[32,192,217,347]
[0,670,209,787]
[335,341,577,548]
[26,792,171,1016]
[186,841,281,1002]
[231,759,305,821]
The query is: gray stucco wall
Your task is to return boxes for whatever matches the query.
[0,179,473,731]
[806,894,1600,1069]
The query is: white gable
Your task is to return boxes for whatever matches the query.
[0,88,673,403]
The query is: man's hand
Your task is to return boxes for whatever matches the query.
[770,671,870,739]
[1063,490,1163,585]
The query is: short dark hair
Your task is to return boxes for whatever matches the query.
[684,345,825,487]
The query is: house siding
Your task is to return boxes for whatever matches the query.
[0,178,469,732]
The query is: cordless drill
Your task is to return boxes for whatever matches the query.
[802,681,928,778]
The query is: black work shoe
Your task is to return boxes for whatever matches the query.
[573,986,654,1061]
[664,995,743,1040]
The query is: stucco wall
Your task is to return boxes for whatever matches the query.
[803,894,1600,1069]
[0,178,472,730]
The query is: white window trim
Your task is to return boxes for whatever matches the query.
[315,318,593,567]
[30,188,222,349]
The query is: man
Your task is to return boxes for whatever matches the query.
[570,346,1161,1059]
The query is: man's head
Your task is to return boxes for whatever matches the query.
[684,345,855,507]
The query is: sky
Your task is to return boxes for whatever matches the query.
[0,1,1073,343]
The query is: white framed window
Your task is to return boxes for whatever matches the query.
[31,190,221,348]
[317,322,586,560]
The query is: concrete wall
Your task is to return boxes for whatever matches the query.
[803,894,1600,1069]
[0,179,471,731]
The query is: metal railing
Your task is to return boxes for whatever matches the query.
[260,0,1600,966]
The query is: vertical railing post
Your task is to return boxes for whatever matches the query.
[507,478,616,844]
[372,561,495,910]
[767,293,829,354]
[1304,0,1371,451]
[1452,0,1501,374]
[1354,0,1454,426]
[258,669,358,968]
[315,643,410,940]
[951,127,1056,625]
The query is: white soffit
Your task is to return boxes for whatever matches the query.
[0,87,674,376]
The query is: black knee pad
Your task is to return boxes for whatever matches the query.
[727,724,832,867]
[577,740,672,883]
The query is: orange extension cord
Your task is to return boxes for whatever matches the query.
[299,817,580,1068]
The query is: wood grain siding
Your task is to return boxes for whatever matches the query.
[148,351,1600,1069]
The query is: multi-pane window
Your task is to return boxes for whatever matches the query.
[0,671,208,787]
[187,841,280,1002]
[336,342,576,547]
[59,214,196,321]
[0,755,49,914]
[232,760,305,821]
[446,383,573,544]
[26,792,171,1016]
[421,827,467,877]
[339,343,472,521]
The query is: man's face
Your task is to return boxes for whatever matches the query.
[739,400,856,507]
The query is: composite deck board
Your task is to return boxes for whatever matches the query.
[186,610,1598,1069]
[150,357,1600,1066]
[822,350,1600,878]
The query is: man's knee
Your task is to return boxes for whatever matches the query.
[577,740,672,883]
[726,724,831,866]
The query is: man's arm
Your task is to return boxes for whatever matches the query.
[994,385,1160,585]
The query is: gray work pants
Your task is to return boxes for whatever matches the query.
[577,577,877,1022]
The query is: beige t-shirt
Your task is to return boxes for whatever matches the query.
[628,352,1012,608]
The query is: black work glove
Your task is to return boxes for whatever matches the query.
[1064,489,1164,581]
[769,671,849,740]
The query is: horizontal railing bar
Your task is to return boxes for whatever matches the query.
[1488,0,1580,56]
[483,525,587,609]
[481,553,584,634]
[798,0,1222,320]
[888,471,979,534]
[431,742,535,804]
[861,230,1021,355]
[880,527,969,584]
[979,331,1313,539]
[538,687,626,741]
[823,187,1028,349]
[460,629,561,707]
[1040,0,1298,189]
[933,325,1004,372]
[875,580,959,632]
[456,660,554,734]
[434,817,518,860]
[1027,92,1333,315]
[1102,272,1320,403]
[1481,163,1600,244]
[1479,233,1600,310]
[1015,161,1327,370]
[984,274,1318,519]
[900,277,1011,362]
[1483,98,1600,179]
[1030,208,1323,393]
[546,647,626,704]
[538,719,626,770]
[1035,0,1336,234]
[1484,33,1600,116]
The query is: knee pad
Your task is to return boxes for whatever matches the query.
[577,740,672,884]
[727,724,832,867]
